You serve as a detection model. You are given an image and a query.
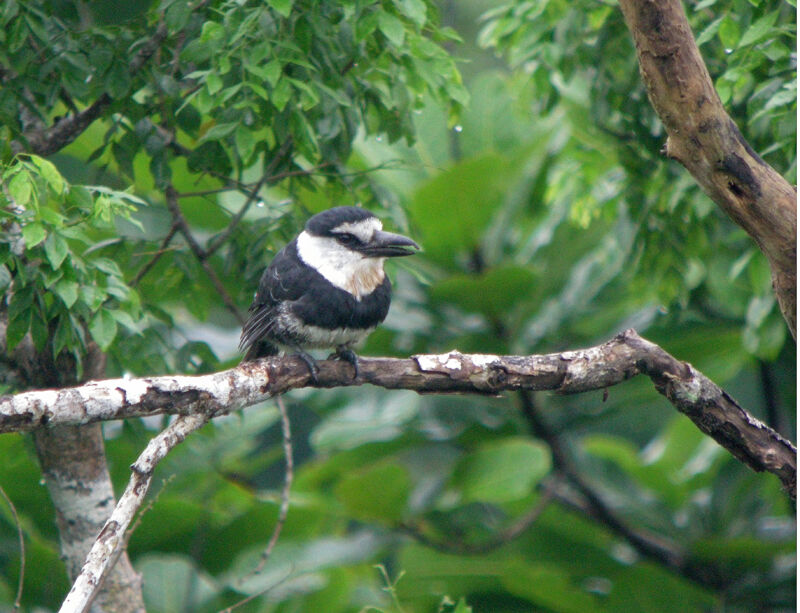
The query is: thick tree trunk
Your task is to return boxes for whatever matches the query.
[34,425,145,613]
[618,0,797,337]
[1,319,146,612]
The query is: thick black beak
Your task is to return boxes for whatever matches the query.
[360,230,420,257]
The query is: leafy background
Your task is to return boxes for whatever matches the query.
[0,0,795,611]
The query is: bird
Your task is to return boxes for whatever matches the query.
[239,206,419,380]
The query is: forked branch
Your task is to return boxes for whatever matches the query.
[2,329,794,498]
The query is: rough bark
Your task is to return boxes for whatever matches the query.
[59,414,208,613]
[1,319,145,612]
[618,0,797,337]
[2,330,794,499]
[35,426,145,613]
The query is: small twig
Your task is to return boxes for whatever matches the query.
[130,222,179,287]
[217,567,294,613]
[517,391,693,576]
[400,483,555,555]
[216,394,294,613]
[205,138,294,257]
[125,474,176,541]
[164,184,245,324]
[251,394,293,575]
[0,484,25,609]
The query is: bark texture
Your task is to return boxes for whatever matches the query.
[618,0,797,337]
[35,426,145,613]
[1,317,145,612]
[2,330,794,499]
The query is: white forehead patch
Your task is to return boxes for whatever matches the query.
[296,230,386,300]
[331,218,382,243]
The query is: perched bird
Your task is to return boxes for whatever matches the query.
[239,206,419,379]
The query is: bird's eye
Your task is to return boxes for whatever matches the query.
[337,233,359,245]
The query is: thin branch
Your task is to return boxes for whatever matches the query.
[225,395,295,613]
[130,222,179,287]
[0,484,25,609]
[251,394,293,574]
[1,330,795,498]
[518,391,686,572]
[164,185,245,324]
[58,413,209,613]
[400,484,555,555]
[19,22,169,157]
[205,138,294,257]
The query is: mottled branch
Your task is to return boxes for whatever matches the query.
[59,414,208,613]
[1,329,794,497]
[618,0,797,336]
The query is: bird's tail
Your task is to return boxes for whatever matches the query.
[242,339,280,363]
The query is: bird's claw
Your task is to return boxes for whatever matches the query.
[297,351,320,384]
[330,347,359,379]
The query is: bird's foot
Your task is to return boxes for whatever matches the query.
[296,350,320,384]
[330,347,359,379]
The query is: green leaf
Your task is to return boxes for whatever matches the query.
[272,78,292,111]
[30,308,48,350]
[267,0,294,18]
[451,438,551,503]
[695,16,724,46]
[8,170,32,207]
[22,223,46,248]
[38,206,66,226]
[66,185,93,210]
[395,0,426,28]
[378,11,405,46]
[718,15,740,50]
[0,265,10,292]
[53,279,80,308]
[200,122,237,142]
[6,309,30,351]
[111,310,141,333]
[105,60,131,98]
[29,155,64,195]
[263,59,282,87]
[235,125,256,163]
[205,71,223,95]
[7,285,33,321]
[89,309,118,351]
[44,232,69,269]
[738,12,778,48]
[92,257,123,277]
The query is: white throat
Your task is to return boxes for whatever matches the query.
[296,231,386,300]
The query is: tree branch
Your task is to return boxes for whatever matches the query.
[59,413,209,613]
[164,185,245,324]
[618,0,797,337]
[18,22,170,157]
[1,329,794,498]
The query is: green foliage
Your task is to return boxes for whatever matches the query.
[0,156,145,380]
[0,0,795,611]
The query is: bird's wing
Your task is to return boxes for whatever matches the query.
[239,240,311,352]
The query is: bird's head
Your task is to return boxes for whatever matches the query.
[297,206,419,299]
